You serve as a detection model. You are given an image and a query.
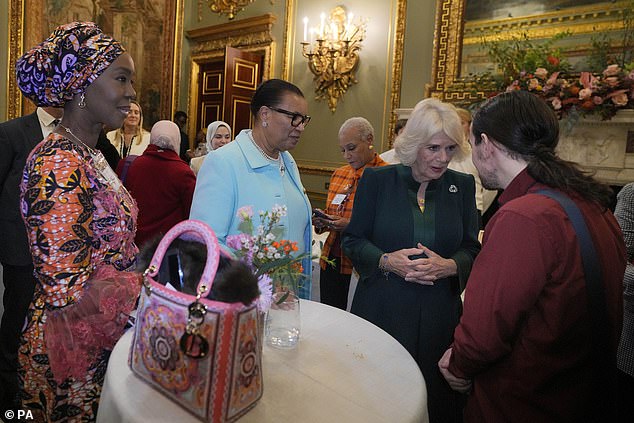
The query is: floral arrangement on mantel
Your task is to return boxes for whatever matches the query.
[505,64,634,120]
[479,28,634,120]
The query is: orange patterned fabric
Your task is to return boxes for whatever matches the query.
[18,133,138,422]
[320,154,388,274]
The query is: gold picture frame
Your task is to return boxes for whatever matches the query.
[427,0,630,106]
[7,0,184,124]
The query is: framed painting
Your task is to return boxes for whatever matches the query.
[7,0,184,126]
[427,0,631,106]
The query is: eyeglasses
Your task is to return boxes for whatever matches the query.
[267,106,311,127]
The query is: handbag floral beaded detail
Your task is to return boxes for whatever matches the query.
[128,220,263,422]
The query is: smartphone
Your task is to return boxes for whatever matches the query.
[312,208,334,220]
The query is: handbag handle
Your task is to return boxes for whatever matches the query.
[146,219,220,296]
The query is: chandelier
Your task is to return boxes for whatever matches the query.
[300,6,366,112]
[207,0,254,20]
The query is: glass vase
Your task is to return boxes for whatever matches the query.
[265,290,301,349]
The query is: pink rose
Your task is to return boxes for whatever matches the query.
[528,78,540,90]
[605,77,620,88]
[551,97,562,110]
[237,206,253,221]
[593,96,603,105]
[579,88,592,100]
[603,64,621,77]
[611,93,629,106]
[534,68,548,79]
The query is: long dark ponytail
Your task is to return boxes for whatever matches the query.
[472,90,613,208]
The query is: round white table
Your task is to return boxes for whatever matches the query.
[97,300,428,423]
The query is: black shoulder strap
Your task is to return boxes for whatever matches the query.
[119,154,138,184]
[536,189,615,421]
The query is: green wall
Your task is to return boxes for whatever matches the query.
[177,0,437,206]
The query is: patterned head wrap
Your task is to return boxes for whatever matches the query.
[16,21,125,107]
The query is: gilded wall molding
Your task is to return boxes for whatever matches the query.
[187,14,277,54]
[464,2,629,44]
[387,0,407,148]
[281,0,295,80]
[7,0,24,120]
[298,164,337,176]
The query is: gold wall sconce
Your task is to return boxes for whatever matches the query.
[300,6,366,112]
[207,0,255,20]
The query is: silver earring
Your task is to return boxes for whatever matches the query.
[262,121,268,127]
[78,93,86,109]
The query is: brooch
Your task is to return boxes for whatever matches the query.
[449,185,458,193]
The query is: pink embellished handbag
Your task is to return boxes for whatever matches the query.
[128,220,263,422]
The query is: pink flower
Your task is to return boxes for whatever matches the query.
[534,68,548,79]
[579,72,598,89]
[546,71,560,86]
[603,64,621,77]
[528,78,540,90]
[255,273,273,313]
[551,97,562,110]
[611,92,629,106]
[579,88,592,100]
[605,77,620,88]
[227,233,252,251]
[593,96,604,105]
[237,206,253,221]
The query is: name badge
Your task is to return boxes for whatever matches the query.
[331,193,347,205]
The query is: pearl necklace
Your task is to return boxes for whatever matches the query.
[247,130,285,175]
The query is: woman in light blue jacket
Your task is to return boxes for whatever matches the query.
[190,79,313,299]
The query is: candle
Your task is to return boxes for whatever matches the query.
[303,17,308,42]
[320,13,326,38]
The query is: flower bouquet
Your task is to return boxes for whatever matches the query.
[504,64,634,120]
[227,204,315,349]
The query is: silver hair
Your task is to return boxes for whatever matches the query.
[394,98,466,166]
[338,117,374,140]
[151,134,177,151]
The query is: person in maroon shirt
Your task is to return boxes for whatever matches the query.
[438,90,626,423]
[117,120,196,247]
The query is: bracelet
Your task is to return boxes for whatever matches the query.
[378,253,390,278]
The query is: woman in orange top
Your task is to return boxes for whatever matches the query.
[313,117,388,309]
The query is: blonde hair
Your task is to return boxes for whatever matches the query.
[112,100,145,146]
[394,98,466,166]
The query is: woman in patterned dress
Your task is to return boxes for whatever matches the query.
[15,22,140,422]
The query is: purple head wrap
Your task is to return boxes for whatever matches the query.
[16,21,125,107]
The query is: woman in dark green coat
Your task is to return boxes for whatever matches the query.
[342,98,481,423]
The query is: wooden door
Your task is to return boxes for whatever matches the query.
[223,46,264,136]
[195,47,264,141]
[197,60,225,134]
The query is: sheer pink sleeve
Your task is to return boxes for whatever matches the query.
[44,265,142,383]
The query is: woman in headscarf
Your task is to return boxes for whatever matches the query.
[15,22,140,421]
[190,120,232,175]
[106,99,151,157]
